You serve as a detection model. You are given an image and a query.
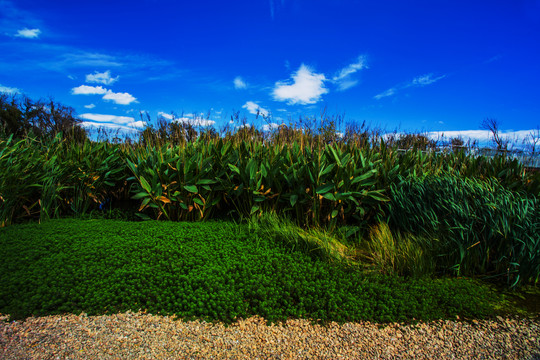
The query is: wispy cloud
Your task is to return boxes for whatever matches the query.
[268,0,285,20]
[373,88,396,100]
[332,55,367,91]
[84,104,96,109]
[86,70,119,85]
[79,113,135,125]
[102,90,137,105]
[0,1,43,35]
[14,28,41,39]
[273,64,328,105]
[0,84,20,94]
[242,101,269,117]
[234,76,247,89]
[411,73,446,86]
[485,54,503,63]
[374,73,445,100]
[71,85,108,95]
[0,40,174,79]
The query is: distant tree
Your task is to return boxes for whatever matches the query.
[342,120,370,147]
[0,93,25,138]
[523,127,539,154]
[396,133,437,151]
[481,118,508,151]
[0,93,86,142]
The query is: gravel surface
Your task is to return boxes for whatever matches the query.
[1,312,539,359]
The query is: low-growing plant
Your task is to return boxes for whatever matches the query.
[0,219,502,323]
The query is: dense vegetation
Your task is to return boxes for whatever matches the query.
[0,219,502,323]
[0,92,539,299]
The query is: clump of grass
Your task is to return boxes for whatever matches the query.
[388,174,540,287]
[364,222,437,277]
[249,212,360,265]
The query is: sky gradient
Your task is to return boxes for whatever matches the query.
[1,0,539,143]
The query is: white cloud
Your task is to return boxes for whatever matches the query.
[158,111,174,120]
[81,121,145,132]
[374,88,396,100]
[85,70,119,85]
[332,56,367,91]
[262,123,280,131]
[84,104,96,109]
[14,28,41,39]
[80,112,145,133]
[127,121,146,128]
[424,129,536,147]
[234,76,247,89]
[0,84,20,94]
[242,101,269,117]
[80,113,135,125]
[72,85,108,95]
[173,117,216,127]
[159,112,215,127]
[102,90,137,105]
[411,73,445,86]
[273,64,328,105]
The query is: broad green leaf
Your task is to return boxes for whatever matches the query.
[250,205,260,214]
[367,191,389,202]
[319,163,335,178]
[184,185,198,193]
[322,192,336,201]
[140,176,152,193]
[316,183,334,194]
[135,213,151,220]
[228,163,240,174]
[329,146,342,167]
[290,194,298,207]
[351,170,376,185]
[132,192,149,200]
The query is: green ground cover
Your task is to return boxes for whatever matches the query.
[0,218,524,324]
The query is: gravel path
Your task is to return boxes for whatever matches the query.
[1,312,539,359]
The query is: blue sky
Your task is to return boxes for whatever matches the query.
[1,0,539,143]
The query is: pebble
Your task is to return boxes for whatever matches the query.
[1,312,539,359]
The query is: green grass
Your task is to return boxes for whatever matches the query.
[0,218,523,324]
